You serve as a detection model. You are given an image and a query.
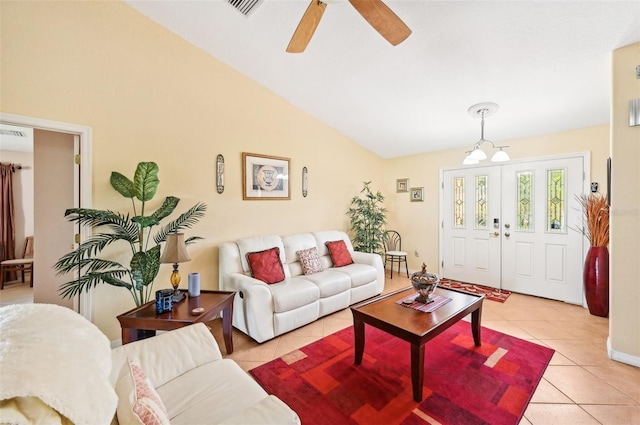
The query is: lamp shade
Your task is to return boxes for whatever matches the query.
[463,154,479,165]
[491,149,510,162]
[469,148,487,161]
[160,233,191,264]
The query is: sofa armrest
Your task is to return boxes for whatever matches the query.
[110,323,222,388]
[351,251,385,293]
[218,395,300,425]
[227,273,277,342]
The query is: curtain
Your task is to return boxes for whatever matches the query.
[1,163,17,282]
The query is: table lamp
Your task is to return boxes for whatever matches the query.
[160,232,191,302]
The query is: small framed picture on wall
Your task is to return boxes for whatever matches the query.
[396,178,409,193]
[410,187,424,202]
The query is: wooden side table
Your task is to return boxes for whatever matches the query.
[117,290,235,354]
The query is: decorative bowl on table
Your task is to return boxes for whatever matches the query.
[411,263,440,304]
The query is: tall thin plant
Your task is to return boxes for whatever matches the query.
[575,193,609,247]
[347,181,387,255]
[54,162,206,306]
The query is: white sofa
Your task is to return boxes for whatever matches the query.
[219,230,385,343]
[0,304,300,425]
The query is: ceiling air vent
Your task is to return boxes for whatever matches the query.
[227,0,265,17]
[0,129,27,137]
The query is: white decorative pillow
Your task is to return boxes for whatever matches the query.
[115,358,170,425]
[297,247,323,275]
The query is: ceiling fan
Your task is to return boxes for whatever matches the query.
[287,0,411,53]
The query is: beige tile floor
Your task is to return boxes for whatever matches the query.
[2,276,638,424]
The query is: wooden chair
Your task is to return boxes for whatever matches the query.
[1,236,34,290]
[383,230,408,279]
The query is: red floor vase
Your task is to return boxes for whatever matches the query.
[583,246,609,317]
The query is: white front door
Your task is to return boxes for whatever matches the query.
[442,165,502,287]
[441,154,586,304]
[500,157,585,304]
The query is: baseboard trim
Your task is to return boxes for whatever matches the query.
[607,337,640,367]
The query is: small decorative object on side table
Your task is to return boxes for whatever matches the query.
[160,232,191,303]
[410,263,440,303]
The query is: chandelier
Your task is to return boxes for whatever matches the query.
[463,102,509,165]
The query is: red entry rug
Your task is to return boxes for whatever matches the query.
[250,322,553,425]
[439,278,511,303]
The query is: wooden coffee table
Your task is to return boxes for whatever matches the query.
[351,286,484,402]
[117,290,235,354]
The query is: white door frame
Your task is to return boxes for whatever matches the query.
[0,112,93,320]
[439,152,591,303]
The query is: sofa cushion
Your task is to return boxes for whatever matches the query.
[300,269,351,298]
[237,235,287,276]
[282,233,317,265]
[156,359,270,424]
[333,263,378,288]
[297,247,323,275]
[326,240,354,267]
[268,278,320,313]
[116,358,170,425]
[246,247,286,284]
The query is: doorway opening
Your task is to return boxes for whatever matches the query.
[0,112,92,319]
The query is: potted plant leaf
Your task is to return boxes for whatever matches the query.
[347,181,387,255]
[54,162,206,306]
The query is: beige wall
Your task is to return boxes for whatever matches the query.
[384,124,610,274]
[0,1,384,339]
[610,42,640,363]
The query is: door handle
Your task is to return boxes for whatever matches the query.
[491,231,500,237]
[505,232,511,237]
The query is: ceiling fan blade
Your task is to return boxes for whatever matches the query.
[287,0,327,53]
[348,0,411,46]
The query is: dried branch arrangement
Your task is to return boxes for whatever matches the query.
[575,193,610,247]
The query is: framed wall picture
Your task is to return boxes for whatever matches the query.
[410,187,424,202]
[242,152,290,200]
[396,178,409,193]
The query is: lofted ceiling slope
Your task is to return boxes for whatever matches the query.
[126,0,640,159]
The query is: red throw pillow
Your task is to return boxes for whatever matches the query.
[325,240,354,267]
[246,247,285,284]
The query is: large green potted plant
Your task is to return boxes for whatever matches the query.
[54,162,206,306]
[347,181,387,255]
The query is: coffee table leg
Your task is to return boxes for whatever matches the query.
[471,305,482,347]
[222,303,234,354]
[411,343,425,402]
[354,318,365,365]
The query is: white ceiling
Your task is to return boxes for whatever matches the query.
[130,1,637,158]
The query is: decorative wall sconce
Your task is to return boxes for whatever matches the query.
[630,98,640,127]
[216,154,224,194]
[302,166,308,197]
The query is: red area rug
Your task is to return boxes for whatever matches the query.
[250,322,553,425]
[439,278,511,303]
